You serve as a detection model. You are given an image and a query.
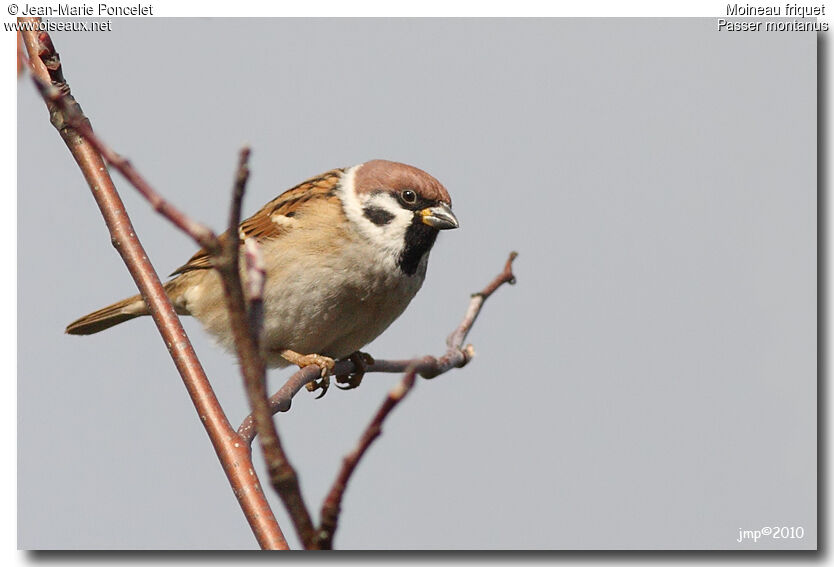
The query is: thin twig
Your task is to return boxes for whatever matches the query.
[444,250,518,358]
[313,254,517,547]
[237,252,519,445]
[317,367,419,549]
[24,20,520,550]
[26,31,217,250]
[20,23,288,550]
[215,150,318,549]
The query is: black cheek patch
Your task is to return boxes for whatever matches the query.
[398,220,439,276]
[363,206,395,226]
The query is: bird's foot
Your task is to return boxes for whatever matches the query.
[336,351,375,391]
[280,350,336,399]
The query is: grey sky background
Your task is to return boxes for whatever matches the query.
[18,19,816,550]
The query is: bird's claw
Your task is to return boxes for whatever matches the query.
[335,374,361,390]
[335,351,374,391]
[307,375,331,399]
[298,353,334,398]
[279,350,335,399]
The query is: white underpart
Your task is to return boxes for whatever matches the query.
[338,164,415,268]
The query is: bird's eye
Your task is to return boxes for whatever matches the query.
[401,190,417,204]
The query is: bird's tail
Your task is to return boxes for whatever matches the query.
[65,293,150,335]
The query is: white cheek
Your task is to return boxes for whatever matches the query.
[338,166,366,226]
[338,165,413,259]
[366,194,412,239]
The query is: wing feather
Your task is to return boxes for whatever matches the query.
[169,168,344,276]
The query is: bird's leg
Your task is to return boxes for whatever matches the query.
[335,351,375,391]
[280,349,336,399]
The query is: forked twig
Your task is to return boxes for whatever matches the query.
[312,253,517,547]
[214,150,318,548]
[19,23,291,550]
[22,20,518,550]
[237,252,519,445]
[26,30,218,250]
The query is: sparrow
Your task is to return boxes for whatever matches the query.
[65,160,459,395]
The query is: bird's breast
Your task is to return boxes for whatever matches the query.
[258,233,427,366]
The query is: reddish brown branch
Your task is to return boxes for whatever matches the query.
[312,254,517,547]
[215,150,318,549]
[317,367,419,549]
[25,30,217,251]
[237,252,519,445]
[444,250,518,359]
[24,19,519,550]
[20,23,288,550]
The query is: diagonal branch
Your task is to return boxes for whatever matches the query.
[24,29,218,251]
[23,28,320,549]
[19,23,289,550]
[237,252,518,446]
[313,253,517,548]
[23,20,519,551]
[214,150,318,549]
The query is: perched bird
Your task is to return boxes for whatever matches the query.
[65,160,459,395]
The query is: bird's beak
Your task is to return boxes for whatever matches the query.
[420,203,459,230]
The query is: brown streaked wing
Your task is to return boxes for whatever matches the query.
[239,168,343,240]
[169,168,344,276]
[168,231,231,276]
